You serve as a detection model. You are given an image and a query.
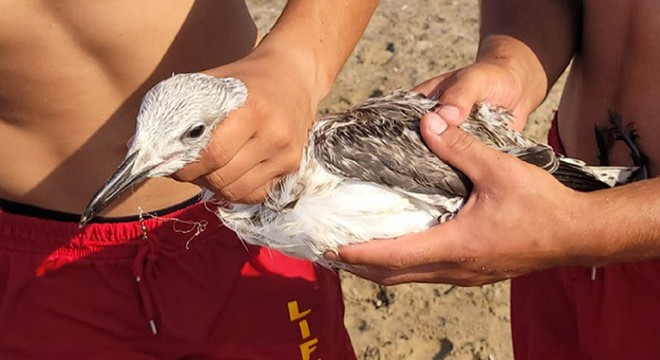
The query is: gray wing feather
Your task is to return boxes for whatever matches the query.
[313,92,468,197]
[504,145,559,172]
[312,91,609,196]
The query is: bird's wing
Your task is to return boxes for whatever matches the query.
[552,159,612,191]
[312,91,470,198]
[502,145,560,172]
[313,93,612,197]
[460,104,558,172]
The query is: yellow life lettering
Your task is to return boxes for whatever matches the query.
[298,319,311,339]
[299,338,319,360]
[288,300,312,321]
[288,300,320,360]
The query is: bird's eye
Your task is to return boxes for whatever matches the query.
[186,124,205,139]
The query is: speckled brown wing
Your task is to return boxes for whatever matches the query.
[311,91,614,197]
[312,91,471,198]
[461,114,615,191]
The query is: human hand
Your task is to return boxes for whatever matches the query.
[413,42,547,132]
[331,113,588,286]
[173,49,320,203]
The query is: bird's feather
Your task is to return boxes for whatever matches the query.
[313,92,470,197]
[219,90,638,265]
[312,91,613,198]
[82,75,640,267]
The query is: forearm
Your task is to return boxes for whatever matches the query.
[478,0,581,111]
[566,178,660,266]
[254,0,379,103]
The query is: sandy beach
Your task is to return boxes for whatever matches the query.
[247,1,566,358]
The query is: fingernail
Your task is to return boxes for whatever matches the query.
[426,112,448,135]
[438,105,460,123]
[323,250,341,261]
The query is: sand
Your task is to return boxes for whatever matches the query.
[246,1,565,358]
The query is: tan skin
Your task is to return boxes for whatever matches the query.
[0,0,378,216]
[335,0,660,285]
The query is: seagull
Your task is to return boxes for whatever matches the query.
[80,73,638,267]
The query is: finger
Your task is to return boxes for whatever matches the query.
[411,74,450,98]
[347,264,498,286]
[336,238,432,269]
[239,186,271,204]
[336,224,465,269]
[346,263,454,285]
[433,71,488,125]
[420,112,507,183]
[195,161,281,203]
[190,137,272,190]
[412,70,486,126]
[174,108,255,182]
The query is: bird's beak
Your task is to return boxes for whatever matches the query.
[79,151,152,228]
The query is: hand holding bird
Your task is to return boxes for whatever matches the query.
[172,51,319,204]
[413,57,544,132]
[333,113,591,285]
[334,58,648,285]
[80,73,637,270]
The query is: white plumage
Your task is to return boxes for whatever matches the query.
[81,73,638,267]
[220,155,443,265]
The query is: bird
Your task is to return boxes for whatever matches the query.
[80,73,639,267]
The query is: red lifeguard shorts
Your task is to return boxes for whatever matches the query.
[0,196,356,359]
[510,116,660,359]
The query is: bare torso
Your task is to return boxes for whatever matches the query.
[558,0,660,176]
[2,0,656,217]
[0,1,257,215]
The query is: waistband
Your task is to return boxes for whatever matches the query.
[0,194,226,256]
[0,195,201,223]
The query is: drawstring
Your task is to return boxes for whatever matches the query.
[133,215,179,335]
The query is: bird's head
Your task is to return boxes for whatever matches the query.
[79,73,247,227]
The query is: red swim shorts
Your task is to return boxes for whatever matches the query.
[0,196,355,359]
[510,115,660,359]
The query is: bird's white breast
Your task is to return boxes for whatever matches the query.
[216,147,449,266]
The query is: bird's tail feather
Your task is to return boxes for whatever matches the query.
[555,158,637,191]
[585,165,639,188]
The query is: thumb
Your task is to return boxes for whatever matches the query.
[420,112,503,183]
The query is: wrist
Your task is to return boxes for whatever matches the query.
[558,189,639,267]
[253,31,334,105]
[574,182,660,266]
[554,191,606,266]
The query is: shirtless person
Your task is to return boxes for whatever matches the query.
[0,1,378,358]
[336,1,660,358]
